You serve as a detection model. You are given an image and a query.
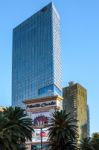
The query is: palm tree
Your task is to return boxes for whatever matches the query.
[0,111,14,150]
[80,137,94,150]
[91,133,99,150]
[0,107,33,150]
[48,110,79,150]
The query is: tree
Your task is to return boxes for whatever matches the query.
[92,133,99,150]
[48,110,79,150]
[80,137,94,150]
[80,133,99,150]
[0,107,33,150]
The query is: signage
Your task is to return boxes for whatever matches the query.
[32,127,49,143]
[29,111,54,143]
[27,101,56,109]
[29,110,54,126]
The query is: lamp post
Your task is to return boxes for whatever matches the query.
[39,124,48,150]
[41,127,43,150]
[39,125,45,150]
[33,123,49,150]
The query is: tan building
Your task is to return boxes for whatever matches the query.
[0,106,5,112]
[63,82,88,141]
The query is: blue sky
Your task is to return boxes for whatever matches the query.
[0,0,99,134]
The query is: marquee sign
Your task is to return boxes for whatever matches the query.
[26,100,56,109]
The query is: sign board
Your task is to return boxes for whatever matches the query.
[26,100,56,109]
[28,110,54,143]
[28,110,54,126]
[32,127,49,143]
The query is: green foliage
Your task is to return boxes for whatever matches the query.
[0,107,33,150]
[80,133,99,150]
[48,110,79,150]
[80,137,94,150]
[92,133,99,150]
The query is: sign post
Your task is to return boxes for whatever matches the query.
[41,128,42,150]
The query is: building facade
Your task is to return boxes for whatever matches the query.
[63,82,89,140]
[24,96,63,150]
[0,106,4,112]
[12,3,62,107]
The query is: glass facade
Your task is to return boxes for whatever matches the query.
[12,3,62,107]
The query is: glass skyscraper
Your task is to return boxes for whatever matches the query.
[12,2,62,107]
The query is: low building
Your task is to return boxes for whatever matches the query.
[0,106,5,112]
[24,95,63,150]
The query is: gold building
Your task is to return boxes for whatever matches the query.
[63,82,88,141]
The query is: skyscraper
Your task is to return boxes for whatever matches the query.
[12,3,62,107]
[63,82,89,140]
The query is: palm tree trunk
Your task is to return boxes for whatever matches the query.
[0,144,3,150]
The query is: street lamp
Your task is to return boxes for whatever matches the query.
[40,127,43,150]
[39,124,48,150]
[33,124,49,150]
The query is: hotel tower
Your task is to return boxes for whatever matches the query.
[12,3,62,107]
